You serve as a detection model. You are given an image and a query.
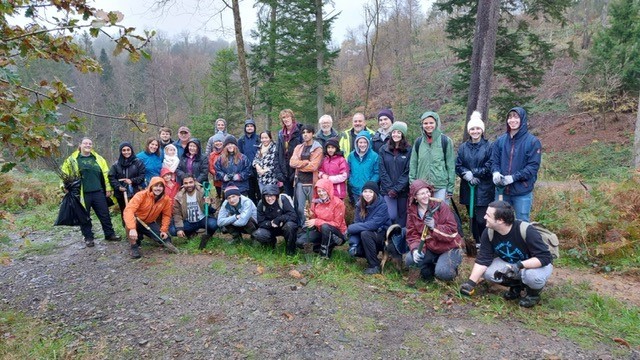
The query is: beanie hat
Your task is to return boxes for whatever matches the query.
[378,109,394,123]
[467,111,485,132]
[325,137,340,151]
[389,121,407,135]
[362,181,380,195]
[244,118,256,128]
[223,135,238,148]
[212,131,226,144]
[225,185,241,198]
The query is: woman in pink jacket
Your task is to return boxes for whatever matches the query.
[317,137,349,200]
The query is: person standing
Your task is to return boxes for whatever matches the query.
[276,109,303,197]
[61,137,121,247]
[108,142,146,225]
[137,137,163,186]
[379,121,411,227]
[173,126,192,158]
[314,114,339,147]
[205,118,229,156]
[176,138,208,185]
[253,130,281,193]
[347,130,379,205]
[317,138,349,201]
[215,135,252,195]
[238,118,260,203]
[371,108,394,153]
[339,112,374,156]
[158,127,174,152]
[289,125,323,227]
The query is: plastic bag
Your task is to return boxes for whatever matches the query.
[54,191,90,226]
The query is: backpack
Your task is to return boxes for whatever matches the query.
[488,221,560,259]
[413,135,450,161]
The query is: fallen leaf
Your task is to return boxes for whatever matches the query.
[445,298,454,306]
[282,312,294,321]
[256,265,264,275]
[289,269,303,279]
[613,338,630,348]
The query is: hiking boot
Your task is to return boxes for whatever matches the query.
[163,238,179,254]
[348,245,358,257]
[84,238,95,247]
[363,266,380,275]
[331,233,345,246]
[227,235,243,245]
[503,286,523,301]
[302,242,315,254]
[105,234,122,242]
[130,244,141,259]
[519,287,542,308]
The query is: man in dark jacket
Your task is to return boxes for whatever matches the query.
[459,201,553,307]
[238,119,260,203]
[490,107,541,222]
[314,114,339,147]
[251,184,299,255]
[371,108,394,153]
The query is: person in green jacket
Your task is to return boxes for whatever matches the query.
[409,111,455,203]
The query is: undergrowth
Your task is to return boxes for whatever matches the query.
[540,141,632,181]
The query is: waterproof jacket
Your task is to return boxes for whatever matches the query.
[214,152,252,193]
[409,112,455,194]
[123,177,173,233]
[61,149,111,206]
[314,128,338,147]
[160,168,179,201]
[318,153,349,200]
[137,150,162,185]
[108,144,146,199]
[347,131,380,198]
[176,139,208,185]
[347,196,391,235]
[277,123,303,184]
[371,129,391,153]
[406,180,462,254]
[207,148,223,188]
[289,140,323,185]
[379,143,411,197]
[257,186,297,228]
[310,179,347,234]
[455,138,495,206]
[338,127,374,157]
[217,195,257,227]
[238,120,259,163]
[252,142,281,186]
[172,182,215,231]
[490,107,542,196]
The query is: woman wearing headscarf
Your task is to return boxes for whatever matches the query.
[108,142,146,225]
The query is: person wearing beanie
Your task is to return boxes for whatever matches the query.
[346,180,391,274]
[347,130,379,206]
[318,137,349,200]
[315,114,339,147]
[205,119,229,156]
[289,124,323,227]
[207,131,227,204]
[456,110,494,246]
[338,112,374,157]
[238,118,260,203]
[252,184,299,255]
[108,141,147,226]
[215,136,252,195]
[379,121,411,228]
[176,138,208,185]
[372,108,395,153]
[217,183,258,244]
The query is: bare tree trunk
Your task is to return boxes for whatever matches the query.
[265,3,277,130]
[635,90,640,169]
[231,0,253,118]
[316,0,324,118]
[464,0,499,141]
[364,0,381,115]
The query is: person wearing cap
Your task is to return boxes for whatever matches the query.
[252,184,298,255]
[238,119,260,203]
[456,111,495,246]
[318,137,349,200]
[347,130,379,206]
[176,138,208,185]
[214,135,252,195]
[315,114,339,147]
[339,112,374,156]
[253,130,281,194]
[290,124,323,227]
[276,109,304,197]
[371,108,394,153]
[205,118,229,156]
[108,142,146,226]
[207,131,227,204]
[347,181,391,274]
[170,173,218,250]
[409,111,455,203]
[217,185,258,244]
[379,121,411,227]
[173,126,192,158]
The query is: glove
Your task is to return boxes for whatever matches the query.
[388,190,398,199]
[412,249,424,263]
[496,263,520,280]
[462,171,474,182]
[424,216,435,230]
[469,177,480,185]
[492,172,503,185]
[233,174,241,181]
[502,175,514,185]
[460,279,476,296]
[223,174,232,182]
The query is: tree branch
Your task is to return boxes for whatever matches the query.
[3,25,93,42]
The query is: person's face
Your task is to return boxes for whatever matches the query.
[264,194,277,205]
[245,124,255,134]
[357,138,368,153]
[507,111,521,131]
[362,189,375,203]
[159,131,171,141]
[326,145,337,156]
[468,127,483,141]
[302,130,313,142]
[378,116,392,130]
[151,183,164,196]
[182,177,196,193]
[216,121,226,132]
[319,118,332,132]
[80,139,93,154]
[188,143,198,155]
[226,143,236,153]
[422,117,436,135]
[121,146,132,158]
[281,114,293,128]
[317,187,329,200]
[162,173,173,183]
[179,130,190,141]
[352,114,365,132]
[391,130,403,142]
[260,133,271,146]
[415,187,431,206]
[227,194,240,206]
[214,141,223,150]
[148,140,159,153]
[484,207,499,229]
[165,146,176,157]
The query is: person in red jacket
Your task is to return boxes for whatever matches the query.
[402,179,463,282]
[295,178,347,258]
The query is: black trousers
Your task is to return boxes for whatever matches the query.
[252,221,298,254]
[296,223,344,257]
[133,220,172,245]
[361,230,386,268]
[80,190,116,240]
[221,218,258,238]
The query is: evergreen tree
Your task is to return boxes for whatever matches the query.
[207,48,244,121]
[98,48,114,85]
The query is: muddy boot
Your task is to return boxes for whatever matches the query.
[84,238,95,248]
[519,286,542,308]
[503,286,524,301]
[130,244,141,259]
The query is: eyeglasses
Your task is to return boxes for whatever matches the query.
[179,131,189,134]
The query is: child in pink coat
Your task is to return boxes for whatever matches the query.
[318,138,349,200]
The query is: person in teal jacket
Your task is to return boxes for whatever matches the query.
[409,111,455,202]
[347,130,379,205]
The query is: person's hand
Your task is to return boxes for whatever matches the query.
[128,229,138,240]
[424,216,435,230]
[204,197,211,204]
[321,174,329,179]
[106,191,113,197]
[160,232,169,239]
[469,177,480,185]
[462,171,474,182]
[271,220,279,228]
[502,175,514,185]
[388,190,398,199]
[177,230,186,238]
[460,279,476,296]
[412,249,424,263]
[233,174,241,181]
[223,174,232,182]
[492,172,503,185]
[304,219,316,228]
[119,186,126,192]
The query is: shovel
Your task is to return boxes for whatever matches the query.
[135,216,179,254]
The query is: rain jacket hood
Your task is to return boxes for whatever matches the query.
[505,106,529,138]
[354,130,373,156]
[420,111,443,139]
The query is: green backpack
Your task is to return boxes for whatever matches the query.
[488,221,560,259]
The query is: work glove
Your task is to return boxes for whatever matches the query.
[501,175,514,186]
[492,172,503,185]
[424,216,435,230]
[223,174,232,182]
[412,249,424,263]
[462,171,474,182]
[233,174,241,181]
[469,177,480,185]
[388,190,398,199]
[496,264,520,281]
[460,279,476,296]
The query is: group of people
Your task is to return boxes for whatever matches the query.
[60,106,552,307]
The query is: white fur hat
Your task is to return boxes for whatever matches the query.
[467,111,485,132]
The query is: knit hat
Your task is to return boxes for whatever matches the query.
[325,137,340,151]
[467,111,485,132]
[362,181,380,195]
[225,185,241,198]
[211,131,226,144]
[389,121,407,135]
[223,135,238,148]
[378,109,394,123]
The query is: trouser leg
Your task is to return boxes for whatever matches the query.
[361,230,384,268]
[282,221,299,255]
[433,248,463,281]
[79,190,96,239]
[90,191,116,238]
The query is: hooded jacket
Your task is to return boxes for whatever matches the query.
[310,179,347,234]
[289,139,323,185]
[277,122,303,184]
[409,111,455,194]
[257,184,297,228]
[214,150,252,193]
[238,119,259,162]
[338,127,374,157]
[371,129,391,154]
[347,130,379,197]
[123,177,173,233]
[379,142,411,197]
[347,195,391,235]
[160,168,179,200]
[217,195,257,227]
[108,142,147,199]
[176,138,209,185]
[490,107,542,196]
[456,137,495,206]
[172,181,215,230]
[406,180,462,254]
[318,142,349,200]
[137,148,162,185]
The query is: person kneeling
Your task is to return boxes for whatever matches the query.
[459,201,553,308]
[170,174,218,250]
[217,184,257,243]
[252,185,298,255]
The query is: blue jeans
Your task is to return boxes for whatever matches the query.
[170,217,218,236]
[433,188,450,205]
[383,196,408,227]
[499,192,533,222]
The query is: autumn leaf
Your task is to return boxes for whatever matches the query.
[288,269,303,279]
[256,265,264,275]
[282,312,294,321]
